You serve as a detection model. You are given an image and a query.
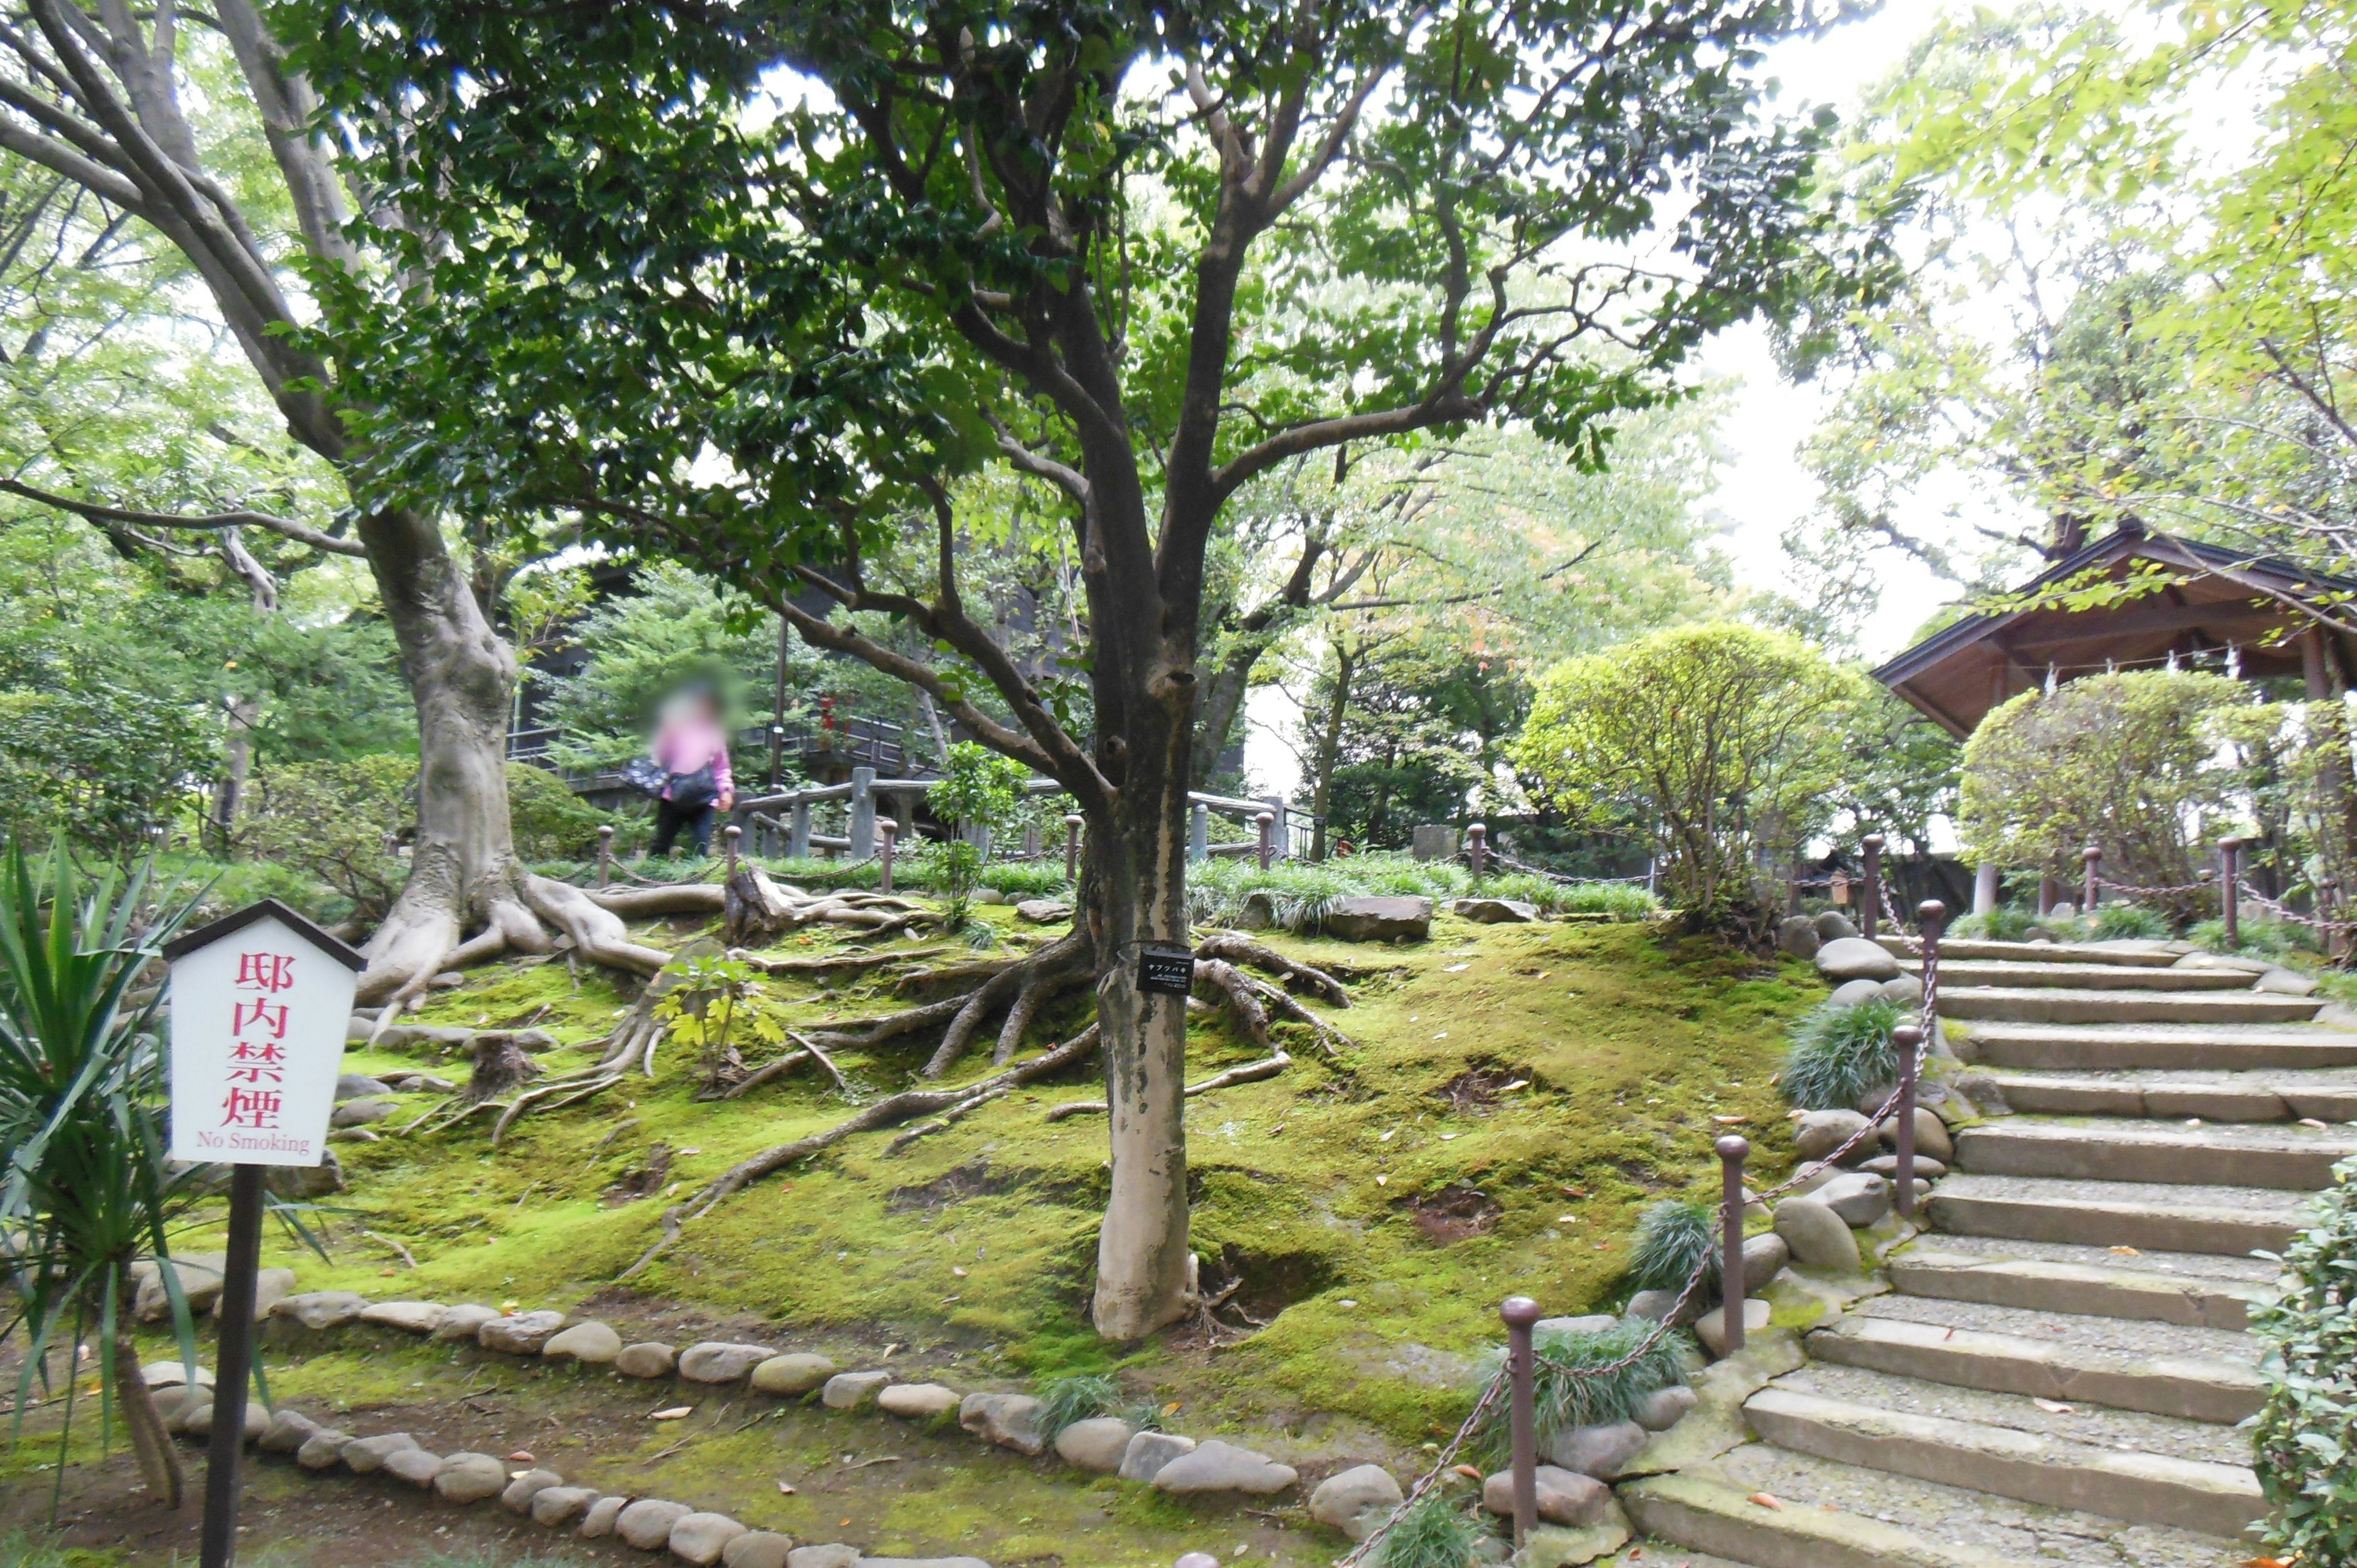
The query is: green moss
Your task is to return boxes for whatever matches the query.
[160,914,1816,1465]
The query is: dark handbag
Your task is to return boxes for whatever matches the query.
[621,756,669,798]
[665,763,719,809]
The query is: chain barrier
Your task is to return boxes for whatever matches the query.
[1341,891,1938,1564]
[2243,885,2357,935]
[1469,843,1654,886]
[2094,873,2213,901]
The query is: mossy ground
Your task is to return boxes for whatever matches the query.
[46,905,1822,1564]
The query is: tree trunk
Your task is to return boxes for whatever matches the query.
[110,1326,184,1507]
[352,507,527,1003]
[1308,636,1356,860]
[1084,705,1197,1341]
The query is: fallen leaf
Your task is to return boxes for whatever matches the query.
[2299,1118,2329,1130]
[1444,963,1471,973]
[1380,1128,1397,1141]
[2032,1399,2076,1414]
[1712,1114,1748,1126]
[651,1407,692,1421]
[1500,1079,1530,1092]
[2108,1245,2141,1256]
[1375,1174,1389,1186]
[505,1450,535,1463]
[881,1343,899,1359]
[1747,1492,1784,1510]
[776,1481,796,1495]
[2243,1557,2292,1567]
[1452,1464,1482,1480]
[952,1267,967,1277]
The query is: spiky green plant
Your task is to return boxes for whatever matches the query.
[1467,1319,1693,1466]
[1374,1492,1489,1568]
[0,842,203,1512]
[1626,1199,1717,1292]
[2091,903,2170,940]
[1949,906,2035,941]
[1779,998,1903,1111]
[1034,1370,1161,1437]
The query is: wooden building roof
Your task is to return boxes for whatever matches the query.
[1870,522,2357,737]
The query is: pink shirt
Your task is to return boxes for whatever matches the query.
[653,714,732,800]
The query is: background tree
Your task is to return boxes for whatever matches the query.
[1513,622,1859,933]
[302,0,1838,1338]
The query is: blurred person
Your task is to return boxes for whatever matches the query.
[646,682,734,856]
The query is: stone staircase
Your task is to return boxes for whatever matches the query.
[1625,936,2357,1567]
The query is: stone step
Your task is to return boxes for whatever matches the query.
[1927,1172,2308,1256]
[1940,987,2324,1025]
[1959,1019,2357,1071]
[1740,1386,2264,1538]
[1956,1117,2357,1189]
[1978,1066,2357,1122]
[1888,1229,2280,1284]
[1887,1246,2273,1330]
[1876,936,2185,967]
[1628,1437,2254,1568]
[1904,960,2254,992]
[1807,1304,2263,1423]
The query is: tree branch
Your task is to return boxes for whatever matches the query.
[0,476,365,555]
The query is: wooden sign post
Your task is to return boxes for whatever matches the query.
[162,899,362,1568]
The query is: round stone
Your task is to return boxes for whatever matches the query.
[544,1320,624,1363]
[749,1353,834,1394]
[616,1342,679,1379]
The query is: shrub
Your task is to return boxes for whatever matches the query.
[1374,1493,1489,1568]
[2250,1154,2357,1564]
[1781,998,1903,1111]
[1512,624,1860,931]
[506,763,606,860]
[0,683,219,857]
[2089,903,2171,940]
[1627,1199,1716,1293]
[1468,1319,1691,1466]
[1959,672,2277,925]
[979,860,1070,898]
[1183,851,1657,932]
[239,755,416,921]
[2188,913,2320,957]
[1949,906,2036,941]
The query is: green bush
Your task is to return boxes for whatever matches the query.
[0,684,219,856]
[2089,903,2171,940]
[1949,906,2037,941]
[1627,1199,1716,1293]
[1185,851,1656,932]
[1781,998,1903,1111]
[239,755,416,921]
[2188,913,2320,957]
[2250,1154,2357,1564]
[507,763,606,860]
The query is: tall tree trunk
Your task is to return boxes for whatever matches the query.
[110,1326,183,1507]
[1309,635,1357,860]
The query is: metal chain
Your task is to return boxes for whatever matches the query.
[1473,844,1654,886]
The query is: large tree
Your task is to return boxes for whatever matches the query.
[303,0,1838,1338]
[0,0,667,1005]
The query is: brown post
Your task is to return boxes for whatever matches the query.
[723,823,741,880]
[1891,1024,1921,1219]
[1064,814,1083,886]
[2221,836,2243,949]
[1717,1136,1748,1354]
[1860,833,1884,943]
[597,824,614,889]
[2081,844,2101,914]
[878,819,897,894]
[1256,810,1277,871]
[1467,821,1488,881]
[1498,1295,1542,1547]
[1916,899,1946,1051]
[2038,873,2059,917]
[2326,878,2345,959]
[198,1165,266,1568]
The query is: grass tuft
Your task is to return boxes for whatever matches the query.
[1034,1370,1161,1438]
[1780,998,1903,1111]
[2091,903,2171,940]
[1468,1319,1692,1465]
[1374,1493,1490,1568]
[1186,851,1660,932]
[1625,1199,1716,1292]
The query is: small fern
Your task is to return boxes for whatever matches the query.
[1780,998,1903,1111]
[1626,1199,1716,1293]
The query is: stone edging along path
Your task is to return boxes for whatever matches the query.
[149,1292,1323,1567]
[149,1288,1716,1563]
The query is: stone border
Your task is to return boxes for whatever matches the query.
[145,1284,1711,1563]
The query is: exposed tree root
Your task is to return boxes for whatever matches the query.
[1191,954,1353,1055]
[619,1024,1101,1280]
[1192,933,1350,1006]
[725,864,935,944]
[732,946,952,978]
[886,1083,1015,1154]
[463,1032,544,1103]
[1044,1049,1292,1121]
[491,1072,625,1146]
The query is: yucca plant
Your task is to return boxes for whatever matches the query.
[0,841,203,1509]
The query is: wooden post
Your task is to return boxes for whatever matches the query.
[597,824,614,889]
[789,799,811,859]
[2081,844,2102,914]
[2038,873,2059,917]
[1498,1295,1542,1548]
[1064,814,1083,886]
[198,1165,266,1568]
[1717,1135,1748,1354]
[1973,860,1999,919]
[2326,878,2345,960]
[848,766,877,859]
[1891,1024,1921,1219]
[1189,801,1209,863]
[2221,837,2242,949]
[1860,833,1884,943]
[722,824,741,880]
[1467,821,1487,882]
[877,819,897,893]
[1255,811,1275,871]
